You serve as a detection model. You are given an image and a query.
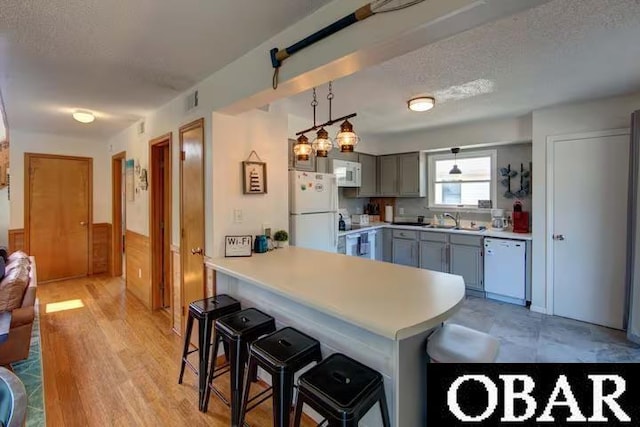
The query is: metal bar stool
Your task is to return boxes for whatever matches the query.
[293,353,391,427]
[239,327,322,427]
[177,295,241,411]
[203,308,276,426]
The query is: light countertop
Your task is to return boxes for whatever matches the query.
[208,247,465,340]
[338,222,532,240]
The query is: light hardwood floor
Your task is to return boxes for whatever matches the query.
[39,275,315,426]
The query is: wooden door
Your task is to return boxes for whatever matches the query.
[180,118,205,331]
[26,154,92,282]
[550,130,629,329]
[111,152,125,277]
[150,135,172,310]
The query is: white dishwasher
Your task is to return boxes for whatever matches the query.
[484,238,526,306]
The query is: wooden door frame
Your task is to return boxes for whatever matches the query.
[545,128,630,316]
[150,133,173,310]
[111,151,126,276]
[179,118,206,331]
[24,152,93,275]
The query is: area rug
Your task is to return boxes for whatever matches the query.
[12,304,45,426]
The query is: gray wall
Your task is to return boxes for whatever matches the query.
[395,143,532,222]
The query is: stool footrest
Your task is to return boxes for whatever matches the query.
[245,386,273,413]
[209,384,231,407]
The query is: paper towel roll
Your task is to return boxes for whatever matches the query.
[385,205,394,223]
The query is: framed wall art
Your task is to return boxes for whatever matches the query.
[242,151,267,194]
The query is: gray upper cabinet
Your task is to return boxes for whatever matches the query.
[378,152,426,197]
[379,155,398,196]
[450,243,484,291]
[398,153,426,197]
[316,157,331,174]
[343,153,378,198]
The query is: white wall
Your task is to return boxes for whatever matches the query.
[9,130,109,229]
[211,110,289,258]
[531,92,640,313]
[106,0,524,255]
[363,115,532,155]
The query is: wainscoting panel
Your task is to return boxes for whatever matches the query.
[171,245,181,335]
[92,223,112,275]
[125,230,151,309]
[8,229,25,253]
[205,259,216,298]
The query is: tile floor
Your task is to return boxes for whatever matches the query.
[449,296,640,362]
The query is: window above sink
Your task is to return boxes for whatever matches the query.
[428,149,497,210]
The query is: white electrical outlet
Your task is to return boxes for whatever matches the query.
[233,209,243,223]
[399,207,405,215]
[138,268,142,278]
[263,223,272,238]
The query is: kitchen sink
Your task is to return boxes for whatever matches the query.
[425,224,456,229]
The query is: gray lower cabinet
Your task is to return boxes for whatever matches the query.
[382,229,393,262]
[419,241,448,272]
[374,230,383,260]
[449,234,484,292]
[392,230,419,267]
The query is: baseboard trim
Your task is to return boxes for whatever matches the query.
[530,305,548,314]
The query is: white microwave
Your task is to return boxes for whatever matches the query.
[333,159,361,187]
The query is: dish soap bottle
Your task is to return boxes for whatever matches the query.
[338,214,346,231]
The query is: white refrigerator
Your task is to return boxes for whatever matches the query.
[289,171,338,253]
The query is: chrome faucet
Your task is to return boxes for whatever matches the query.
[443,212,460,228]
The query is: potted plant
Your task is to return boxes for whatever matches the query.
[273,230,289,248]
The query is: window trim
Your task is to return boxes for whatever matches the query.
[428,149,497,210]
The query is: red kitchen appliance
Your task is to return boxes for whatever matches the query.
[512,200,529,233]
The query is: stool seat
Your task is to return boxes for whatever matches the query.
[299,353,381,409]
[427,323,500,363]
[203,308,276,424]
[216,308,276,339]
[240,328,322,427]
[189,295,241,319]
[251,327,320,371]
[294,353,391,427]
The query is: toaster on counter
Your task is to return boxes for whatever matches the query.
[351,214,370,225]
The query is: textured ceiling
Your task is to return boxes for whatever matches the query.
[0,0,331,138]
[274,0,640,138]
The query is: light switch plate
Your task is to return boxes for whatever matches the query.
[233,209,243,223]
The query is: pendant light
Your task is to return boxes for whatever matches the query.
[311,127,332,157]
[294,81,359,154]
[293,134,313,161]
[335,119,360,152]
[450,147,462,175]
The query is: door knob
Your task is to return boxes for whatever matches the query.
[191,247,203,255]
[80,221,87,226]
[552,234,565,241]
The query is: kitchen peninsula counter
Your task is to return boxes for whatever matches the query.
[207,247,465,426]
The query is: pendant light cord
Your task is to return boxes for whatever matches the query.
[327,81,334,122]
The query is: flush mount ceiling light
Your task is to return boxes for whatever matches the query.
[72,110,95,124]
[295,82,359,159]
[408,96,435,112]
[450,147,462,175]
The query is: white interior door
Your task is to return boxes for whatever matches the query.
[550,131,629,329]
